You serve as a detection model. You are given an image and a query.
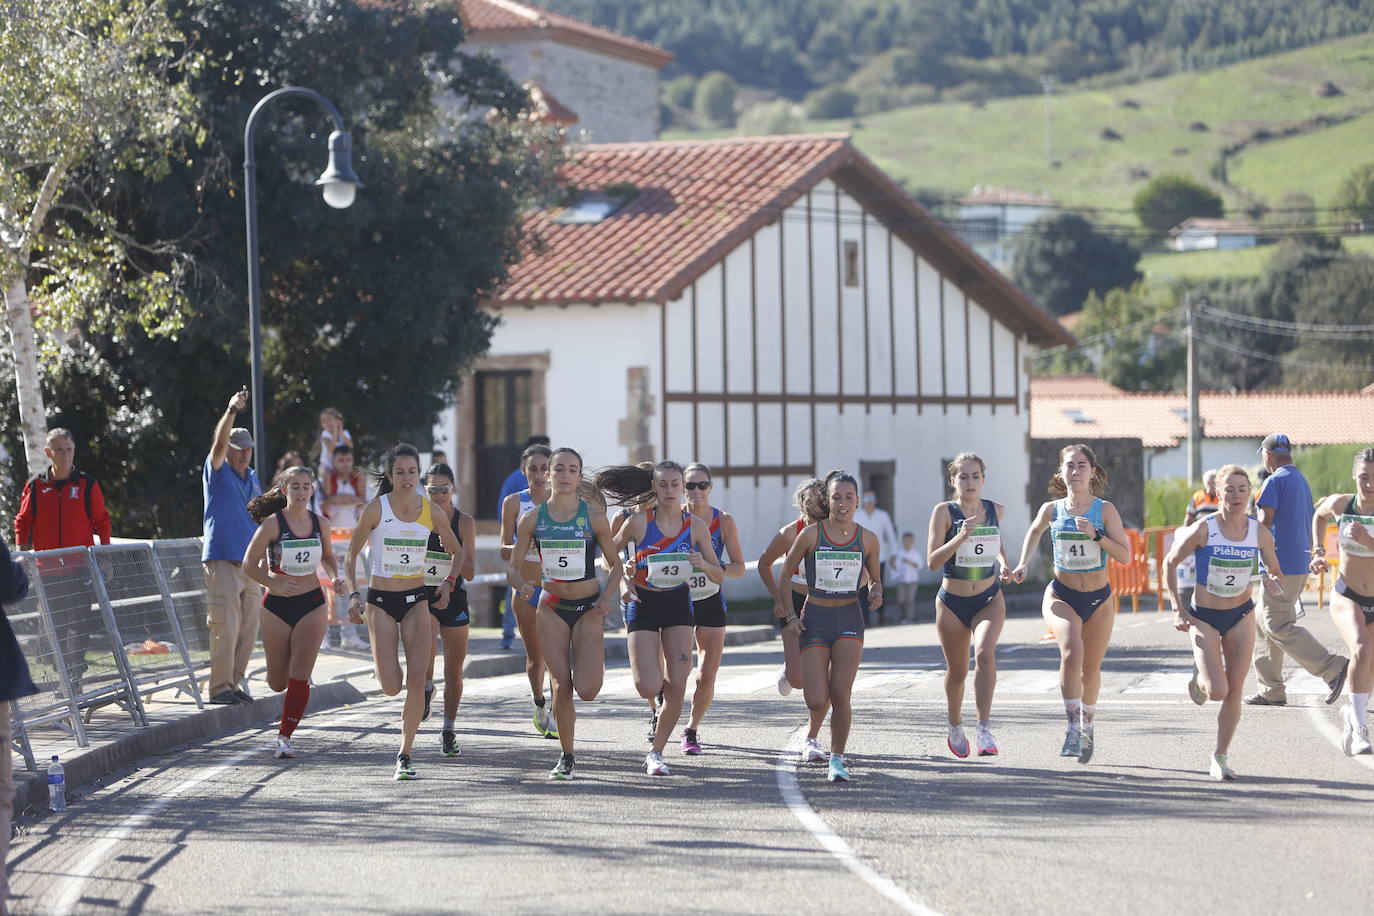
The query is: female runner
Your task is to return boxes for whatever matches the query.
[608,461,662,740]
[679,463,746,754]
[1012,444,1129,763]
[509,448,624,779]
[500,443,556,737]
[345,444,463,781]
[420,463,476,758]
[925,453,1010,758]
[1165,464,1284,779]
[599,461,723,776]
[775,470,884,782]
[1311,448,1374,755]
[759,478,828,697]
[243,466,345,758]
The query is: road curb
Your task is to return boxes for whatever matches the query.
[13,679,367,822]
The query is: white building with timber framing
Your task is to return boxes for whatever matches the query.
[435,134,1073,590]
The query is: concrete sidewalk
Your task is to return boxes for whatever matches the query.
[9,624,778,822]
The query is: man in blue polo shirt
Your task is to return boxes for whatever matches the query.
[202,389,263,705]
[1247,433,1347,706]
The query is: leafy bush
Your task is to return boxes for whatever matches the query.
[1295,442,1374,500]
[663,74,698,109]
[1333,161,1374,224]
[694,70,738,126]
[1145,477,1195,529]
[804,85,858,119]
[737,99,803,136]
[1133,173,1224,236]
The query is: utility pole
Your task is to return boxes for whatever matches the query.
[1186,290,1202,484]
[1040,75,1057,166]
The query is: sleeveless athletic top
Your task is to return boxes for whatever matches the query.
[689,507,724,601]
[269,510,323,577]
[535,498,597,583]
[942,499,1000,581]
[370,493,435,579]
[633,507,695,590]
[517,488,542,562]
[423,508,466,589]
[1338,494,1374,559]
[805,521,865,600]
[790,517,808,586]
[1051,497,1107,574]
[1195,515,1260,599]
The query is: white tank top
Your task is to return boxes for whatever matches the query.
[370,493,435,579]
[518,488,542,562]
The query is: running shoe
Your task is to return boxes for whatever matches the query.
[800,736,827,763]
[550,753,575,780]
[422,684,434,722]
[394,754,417,781]
[274,736,295,759]
[1059,726,1082,758]
[441,730,461,758]
[1188,667,1206,705]
[947,724,970,758]
[1078,729,1095,764]
[645,751,671,776]
[1209,752,1236,781]
[234,688,254,704]
[776,664,794,697]
[682,728,702,755]
[533,699,552,737]
[827,754,852,782]
[975,723,998,757]
[1343,710,1374,756]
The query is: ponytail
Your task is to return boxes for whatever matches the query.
[1047,444,1109,498]
[594,460,684,507]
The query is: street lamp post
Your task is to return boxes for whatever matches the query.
[243,87,363,481]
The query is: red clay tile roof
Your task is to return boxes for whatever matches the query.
[1029,375,1125,397]
[496,134,1074,348]
[1032,386,1374,447]
[1170,217,1260,236]
[957,186,1055,206]
[457,0,673,69]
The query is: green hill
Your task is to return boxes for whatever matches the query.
[667,33,1374,220]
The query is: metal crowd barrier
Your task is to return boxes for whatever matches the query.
[7,540,212,771]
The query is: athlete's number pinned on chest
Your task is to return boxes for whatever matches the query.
[816,551,861,593]
[279,538,321,577]
[646,552,691,589]
[382,537,427,577]
[540,540,587,580]
[1054,531,1100,571]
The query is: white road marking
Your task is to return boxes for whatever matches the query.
[775,728,941,916]
[1302,704,1374,772]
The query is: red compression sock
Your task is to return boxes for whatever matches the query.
[280,678,310,738]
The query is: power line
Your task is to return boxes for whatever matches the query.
[1031,307,1183,361]
[1197,303,1374,337]
[1191,332,1374,375]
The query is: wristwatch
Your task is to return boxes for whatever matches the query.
[1091,531,1104,542]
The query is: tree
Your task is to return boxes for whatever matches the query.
[1333,161,1374,225]
[694,71,738,127]
[1011,212,1141,316]
[1284,253,1374,389]
[0,0,566,537]
[1041,283,1184,392]
[663,74,698,110]
[1132,174,1224,237]
[737,101,804,136]
[804,86,858,120]
[0,0,203,478]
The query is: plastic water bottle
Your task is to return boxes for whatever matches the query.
[47,755,66,812]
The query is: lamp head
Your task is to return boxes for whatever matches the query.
[316,130,362,209]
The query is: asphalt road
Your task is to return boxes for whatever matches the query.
[10,609,1374,915]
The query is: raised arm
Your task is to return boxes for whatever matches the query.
[926,502,960,571]
[210,389,248,471]
[1094,502,1132,565]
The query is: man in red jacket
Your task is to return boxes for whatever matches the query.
[13,428,113,551]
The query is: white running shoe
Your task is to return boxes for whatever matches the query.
[645,751,670,776]
[1345,709,1373,755]
[975,723,998,757]
[1209,752,1236,781]
[1060,726,1082,757]
[534,699,552,737]
[1078,729,1095,764]
[800,737,826,763]
[947,724,970,758]
[274,736,295,759]
[776,664,794,697]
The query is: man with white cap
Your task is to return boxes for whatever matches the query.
[1247,433,1347,706]
[202,388,264,705]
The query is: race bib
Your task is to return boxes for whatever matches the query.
[815,551,861,593]
[688,570,719,601]
[646,552,691,589]
[540,540,586,581]
[955,528,999,569]
[382,537,427,578]
[1053,531,1100,571]
[279,538,322,577]
[423,549,451,587]
[1205,556,1254,599]
[1339,516,1374,558]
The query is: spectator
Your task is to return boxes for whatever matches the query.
[1246,434,1348,707]
[496,435,549,649]
[0,534,36,915]
[202,389,264,705]
[13,428,113,551]
[317,407,352,475]
[855,491,899,573]
[431,449,448,465]
[320,444,369,649]
[1185,469,1220,524]
[276,450,307,475]
[891,531,924,622]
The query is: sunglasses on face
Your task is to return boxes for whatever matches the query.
[684,481,711,491]
[425,485,452,494]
